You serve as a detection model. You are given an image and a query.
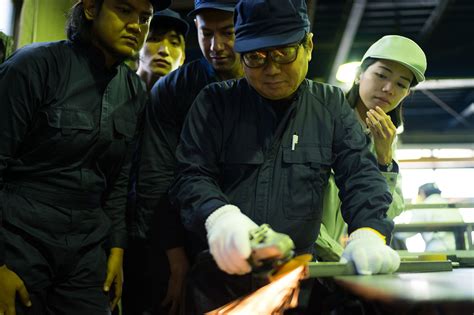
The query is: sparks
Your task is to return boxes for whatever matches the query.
[206,265,305,315]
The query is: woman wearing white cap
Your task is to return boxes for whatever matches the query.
[316,35,428,261]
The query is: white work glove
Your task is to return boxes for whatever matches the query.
[340,228,400,275]
[205,205,259,275]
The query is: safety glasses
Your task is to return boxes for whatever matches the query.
[242,43,303,68]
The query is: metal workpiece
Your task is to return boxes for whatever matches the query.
[308,260,453,278]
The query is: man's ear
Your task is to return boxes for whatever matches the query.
[306,32,314,62]
[83,0,96,21]
[179,36,186,66]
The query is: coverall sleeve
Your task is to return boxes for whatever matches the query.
[169,86,229,238]
[382,138,405,219]
[383,168,405,219]
[316,123,403,260]
[102,83,147,250]
[315,170,401,261]
[0,49,46,265]
[137,78,186,249]
[102,151,133,249]
[330,89,394,241]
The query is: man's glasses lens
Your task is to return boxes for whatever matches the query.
[243,45,299,68]
[243,51,267,68]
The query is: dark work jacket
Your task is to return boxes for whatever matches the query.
[169,79,394,254]
[0,40,147,265]
[136,59,219,249]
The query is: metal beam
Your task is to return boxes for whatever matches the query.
[400,132,474,144]
[420,89,471,127]
[366,1,438,10]
[419,0,452,42]
[460,102,474,117]
[448,102,474,128]
[413,78,474,90]
[363,9,433,18]
[328,0,367,85]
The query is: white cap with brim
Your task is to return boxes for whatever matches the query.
[362,35,427,84]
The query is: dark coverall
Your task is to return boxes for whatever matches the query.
[169,78,394,312]
[0,40,146,314]
[125,58,218,314]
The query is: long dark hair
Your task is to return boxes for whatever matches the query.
[346,57,416,128]
[66,0,104,43]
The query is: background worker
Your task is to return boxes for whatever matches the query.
[136,8,188,90]
[136,0,243,313]
[409,182,464,251]
[122,7,188,315]
[169,0,400,312]
[316,35,427,261]
[0,0,168,314]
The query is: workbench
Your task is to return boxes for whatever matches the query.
[333,268,474,314]
[306,254,474,314]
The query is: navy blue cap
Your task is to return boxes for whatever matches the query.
[234,0,311,53]
[151,0,171,11]
[152,9,189,36]
[419,183,442,196]
[187,0,237,18]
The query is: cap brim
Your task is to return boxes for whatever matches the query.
[366,54,425,84]
[152,0,171,11]
[234,29,306,53]
[187,5,234,17]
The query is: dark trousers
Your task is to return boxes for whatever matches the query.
[2,189,111,315]
[121,238,153,315]
[121,238,174,315]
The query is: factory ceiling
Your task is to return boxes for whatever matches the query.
[172,0,474,144]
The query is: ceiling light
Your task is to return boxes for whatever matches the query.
[335,62,360,83]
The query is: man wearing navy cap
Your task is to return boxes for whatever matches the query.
[137,0,243,314]
[0,0,169,314]
[169,0,400,311]
[123,8,189,315]
[137,9,188,90]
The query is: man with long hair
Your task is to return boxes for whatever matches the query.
[123,8,189,315]
[0,0,168,313]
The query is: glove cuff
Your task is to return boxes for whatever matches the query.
[349,228,385,244]
[205,204,241,232]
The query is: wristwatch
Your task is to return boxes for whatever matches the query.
[378,161,394,172]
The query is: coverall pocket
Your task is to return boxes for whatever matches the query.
[113,117,136,142]
[25,108,96,160]
[43,108,95,134]
[282,146,331,220]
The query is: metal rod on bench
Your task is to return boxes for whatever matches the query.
[308,261,453,278]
